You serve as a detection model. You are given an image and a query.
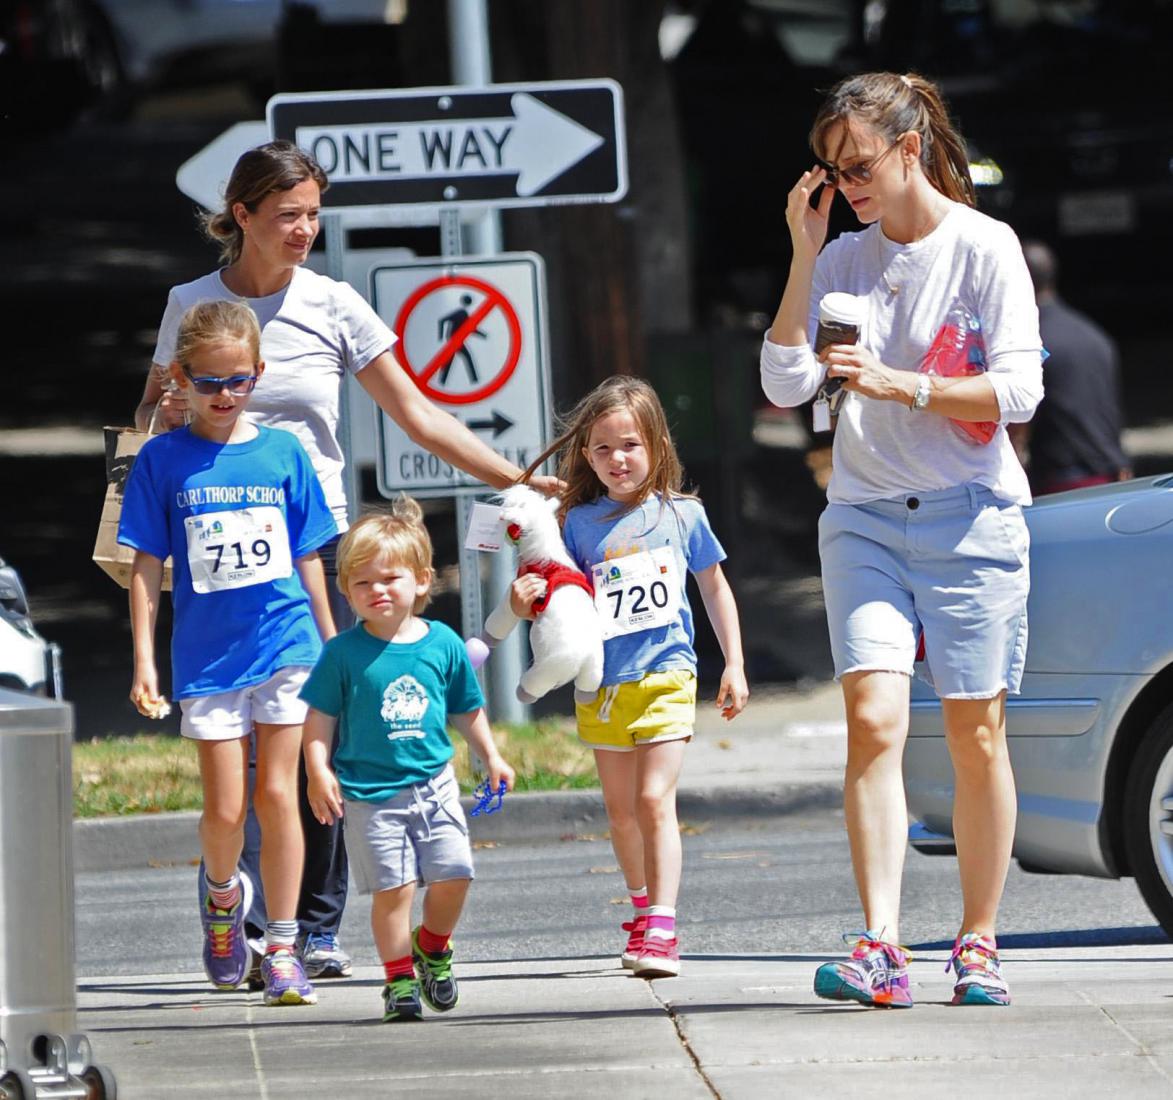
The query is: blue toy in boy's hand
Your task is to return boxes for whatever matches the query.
[470,778,507,817]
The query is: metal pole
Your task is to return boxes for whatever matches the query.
[447,0,527,724]
[322,212,362,527]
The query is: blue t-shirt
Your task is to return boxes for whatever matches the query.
[562,494,725,685]
[299,620,485,803]
[117,425,337,699]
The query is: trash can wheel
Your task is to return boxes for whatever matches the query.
[0,1069,36,1100]
[82,1063,118,1099]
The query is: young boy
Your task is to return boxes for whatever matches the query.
[300,496,514,1022]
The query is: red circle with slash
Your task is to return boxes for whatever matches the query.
[392,274,522,405]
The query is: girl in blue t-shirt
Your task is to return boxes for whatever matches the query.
[518,376,749,978]
[119,300,337,1006]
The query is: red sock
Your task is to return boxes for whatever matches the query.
[417,925,451,955]
[383,955,414,982]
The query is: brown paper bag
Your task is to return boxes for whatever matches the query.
[92,426,173,590]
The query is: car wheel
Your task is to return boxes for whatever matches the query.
[1123,701,1173,938]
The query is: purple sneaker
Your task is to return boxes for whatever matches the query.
[261,948,318,1006]
[814,933,913,1008]
[949,932,1010,1006]
[200,872,254,990]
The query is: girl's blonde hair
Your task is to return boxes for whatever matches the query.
[524,375,693,524]
[174,300,261,368]
[336,495,433,612]
[811,71,976,208]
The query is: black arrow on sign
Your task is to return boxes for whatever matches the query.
[466,410,514,438]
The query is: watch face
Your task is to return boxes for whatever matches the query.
[914,377,931,409]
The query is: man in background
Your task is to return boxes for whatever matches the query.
[1015,240,1131,494]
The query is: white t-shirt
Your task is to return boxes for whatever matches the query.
[760,203,1044,505]
[153,266,395,528]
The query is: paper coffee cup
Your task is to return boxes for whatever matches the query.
[815,292,864,354]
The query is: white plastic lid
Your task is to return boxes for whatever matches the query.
[818,292,865,326]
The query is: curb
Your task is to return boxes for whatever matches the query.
[73,781,843,873]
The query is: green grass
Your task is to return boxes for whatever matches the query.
[72,716,598,818]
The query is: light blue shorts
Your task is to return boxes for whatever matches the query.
[818,483,1029,699]
[343,766,474,894]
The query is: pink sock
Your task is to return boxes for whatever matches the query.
[645,906,676,941]
[205,875,240,912]
[630,888,649,913]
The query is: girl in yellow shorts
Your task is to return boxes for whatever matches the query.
[518,376,749,977]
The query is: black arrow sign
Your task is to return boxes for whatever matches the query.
[466,410,514,438]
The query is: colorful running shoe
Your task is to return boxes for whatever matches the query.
[621,914,648,970]
[200,872,254,991]
[382,976,423,1023]
[813,934,913,1008]
[300,932,353,979]
[949,932,1010,1006]
[261,948,318,1006]
[411,926,459,1012]
[632,936,681,979]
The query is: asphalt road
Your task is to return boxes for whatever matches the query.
[76,807,1164,980]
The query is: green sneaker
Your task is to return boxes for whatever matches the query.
[382,976,422,1023]
[411,926,459,1012]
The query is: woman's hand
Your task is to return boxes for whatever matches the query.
[526,473,567,498]
[509,574,547,620]
[786,166,836,264]
[823,344,912,405]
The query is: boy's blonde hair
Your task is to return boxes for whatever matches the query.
[336,495,434,612]
[523,375,694,524]
[174,300,261,367]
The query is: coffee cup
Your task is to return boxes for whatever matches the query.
[815,292,864,396]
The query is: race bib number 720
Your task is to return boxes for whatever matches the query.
[184,506,292,594]
[591,547,680,640]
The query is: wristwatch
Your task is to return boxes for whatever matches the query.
[911,375,932,411]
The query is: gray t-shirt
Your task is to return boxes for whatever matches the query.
[153,266,395,528]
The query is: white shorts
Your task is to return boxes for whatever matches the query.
[179,666,312,741]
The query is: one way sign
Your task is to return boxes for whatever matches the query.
[268,79,627,211]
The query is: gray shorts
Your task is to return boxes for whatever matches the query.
[818,483,1030,700]
[343,765,474,894]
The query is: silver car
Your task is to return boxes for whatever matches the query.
[905,473,1173,934]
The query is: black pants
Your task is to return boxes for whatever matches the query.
[198,534,351,941]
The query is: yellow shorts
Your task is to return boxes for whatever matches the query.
[575,670,696,751]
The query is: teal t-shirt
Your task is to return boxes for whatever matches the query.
[300,620,484,803]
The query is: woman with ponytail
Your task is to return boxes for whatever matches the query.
[761,73,1043,1008]
[133,140,554,986]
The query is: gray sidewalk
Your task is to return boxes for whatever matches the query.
[73,680,849,871]
[79,946,1173,1098]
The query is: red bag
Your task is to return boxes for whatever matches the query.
[919,302,997,445]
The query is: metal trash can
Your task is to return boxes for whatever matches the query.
[0,689,116,1099]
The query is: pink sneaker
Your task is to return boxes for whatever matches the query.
[621,914,647,970]
[632,936,680,979]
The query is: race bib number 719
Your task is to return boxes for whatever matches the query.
[184,506,292,594]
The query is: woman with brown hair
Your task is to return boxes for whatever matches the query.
[136,140,553,983]
[761,73,1043,1008]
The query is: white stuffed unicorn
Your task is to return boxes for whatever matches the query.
[468,484,603,704]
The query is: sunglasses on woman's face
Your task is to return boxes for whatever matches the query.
[815,136,903,188]
[182,366,259,396]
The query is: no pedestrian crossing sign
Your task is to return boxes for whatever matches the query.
[372,254,551,498]
[267,79,627,210]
